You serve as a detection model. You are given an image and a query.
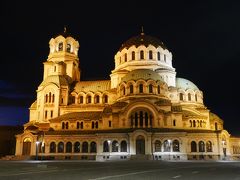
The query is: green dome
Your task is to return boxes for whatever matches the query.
[121,69,163,82]
[176,78,199,90]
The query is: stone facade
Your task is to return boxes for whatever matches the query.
[15,30,240,161]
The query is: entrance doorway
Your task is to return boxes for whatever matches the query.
[136,135,145,155]
[22,138,31,155]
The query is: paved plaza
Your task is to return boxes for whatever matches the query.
[0,160,239,180]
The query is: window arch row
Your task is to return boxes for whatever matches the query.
[72,92,109,105]
[102,140,128,153]
[49,141,97,153]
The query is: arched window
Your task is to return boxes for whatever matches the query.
[82,142,88,153]
[80,122,84,129]
[135,112,138,127]
[195,94,198,102]
[103,141,109,152]
[215,122,218,130]
[120,141,127,152]
[66,122,69,129]
[180,93,183,101]
[140,50,144,59]
[173,120,176,126]
[87,96,91,104]
[52,94,55,103]
[191,141,197,152]
[79,96,83,104]
[77,122,80,129]
[157,85,160,94]
[206,141,212,152]
[164,54,166,62]
[149,50,153,59]
[139,84,143,93]
[66,43,71,52]
[154,140,161,152]
[149,84,153,93]
[193,120,196,127]
[95,121,98,129]
[132,51,135,60]
[92,121,95,129]
[58,42,63,51]
[123,86,126,95]
[95,95,100,104]
[103,95,108,103]
[145,112,148,127]
[157,52,160,60]
[112,140,118,152]
[130,84,134,94]
[90,142,97,153]
[200,120,202,127]
[173,140,180,152]
[66,142,72,153]
[45,94,48,103]
[190,120,192,127]
[139,111,143,127]
[49,92,52,103]
[163,140,171,152]
[188,93,191,101]
[124,53,127,62]
[62,122,65,129]
[199,141,205,152]
[58,142,64,153]
[50,142,56,153]
[45,111,47,119]
[74,142,80,153]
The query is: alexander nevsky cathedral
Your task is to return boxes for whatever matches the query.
[15,29,240,161]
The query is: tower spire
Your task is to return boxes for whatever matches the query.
[141,26,144,35]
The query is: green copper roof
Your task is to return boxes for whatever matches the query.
[74,80,111,93]
[121,69,163,82]
[176,77,199,91]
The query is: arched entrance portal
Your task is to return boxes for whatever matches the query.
[136,135,145,155]
[22,138,31,155]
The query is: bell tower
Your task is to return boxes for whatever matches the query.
[30,29,81,123]
[43,28,80,81]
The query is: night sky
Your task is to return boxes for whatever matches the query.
[0,1,240,135]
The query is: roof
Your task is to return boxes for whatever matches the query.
[119,33,167,51]
[121,69,163,82]
[209,112,223,123]
[49,112,103,122]
[44,128,216,135]
[74,80,111,93]
[40,75,71,87]
[176,77,199,91]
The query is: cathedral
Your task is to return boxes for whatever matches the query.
[15,29,240,161]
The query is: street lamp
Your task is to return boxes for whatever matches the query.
[167,140,172,160]
[107,140,111,159]
[36,141,40,160]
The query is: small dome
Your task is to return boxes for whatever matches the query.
[121,69,163,82]
[119,33,167,51]
[176,78,199,90]
[53,27,76,39]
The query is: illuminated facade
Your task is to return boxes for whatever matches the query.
[15,30,240,160]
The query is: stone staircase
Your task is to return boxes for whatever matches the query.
[0,155,31,161]
[130,155,153,160]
